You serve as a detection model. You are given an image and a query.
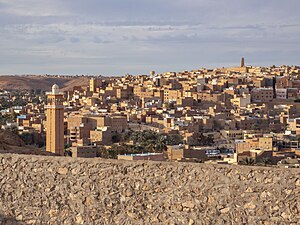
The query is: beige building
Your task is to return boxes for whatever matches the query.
[90,127,112,145]
[221,130,244,140]
[251,88,274,102]
[235,136,273,153]
[90,78,102,92]
[287,118,300,134]
[164,90,182,102]
[231,94,251,108]
[167,145,207,161]
[70,146,98,158]
[45,84,65,156]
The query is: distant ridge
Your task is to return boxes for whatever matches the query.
[0,75,91,91]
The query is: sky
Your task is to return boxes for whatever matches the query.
[0,0,300,75]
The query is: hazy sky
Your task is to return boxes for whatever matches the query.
[0,0,300,75]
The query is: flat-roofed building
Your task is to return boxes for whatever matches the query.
[167,145,207,162]
[251,88,274,102]
[70,146,98,158]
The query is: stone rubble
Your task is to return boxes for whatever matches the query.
[0,154,299,224]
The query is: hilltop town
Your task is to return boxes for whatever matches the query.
[1,59,300,167]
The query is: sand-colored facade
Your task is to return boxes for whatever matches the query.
[45,85,64,156]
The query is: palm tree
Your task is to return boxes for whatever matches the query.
[109,144,121,158]
[108,149,117,159]
[259,157,271,166]
[131,145,144,154]
[146,142,156,153]
[64,144,72,157]
[240,157,255,166]
[166,134,183,145]
[155,135,167,152]
[64,148,72,157]
[129,131,140,143]
[122,129,133,142]
[141,130,157,143]
[197,133,214,146]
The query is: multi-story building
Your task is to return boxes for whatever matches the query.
[251,88,274,102]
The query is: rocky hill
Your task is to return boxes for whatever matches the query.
[0,154,299,224]
[0,129,25,150]
[0,130,54,155]
[0,75,90,91]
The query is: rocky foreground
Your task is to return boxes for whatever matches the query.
[0,154,299,224]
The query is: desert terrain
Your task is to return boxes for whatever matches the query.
[0,75,91,91]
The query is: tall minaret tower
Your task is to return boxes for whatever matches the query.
[45,84,64,156]
[241,57,245,67]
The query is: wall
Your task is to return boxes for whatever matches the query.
[0,154,299,224]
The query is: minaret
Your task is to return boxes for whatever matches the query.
[45,84,64,156]
[241,57,245,67]
[90,78,96,92]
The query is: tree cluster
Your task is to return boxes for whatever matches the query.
[97,130,184,159]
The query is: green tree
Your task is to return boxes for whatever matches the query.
[141,130,157,143]
[112,133,121,143]
[166,134,183,145]
[155,135,167,152]
[19,132,34,145]
[108,148,117,159]
[240,157,255,166]
[9,111,18,122]
[129,130,158,144]
[121,129,133,142]
[259,157,271,167]
[6,126,18,135]
[64,149,72,157]
[146,141,156,152]
[294,99,300,103]
[64,144,72,157]
[197,133,214,146]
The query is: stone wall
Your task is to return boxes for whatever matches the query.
[0,154,299,224]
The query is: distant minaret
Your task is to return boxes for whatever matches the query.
[90,78,96,92]
[241,57,245,67]
[45,84,65,156]
[150,70,155,77]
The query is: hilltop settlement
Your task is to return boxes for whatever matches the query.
[1,59,300,167]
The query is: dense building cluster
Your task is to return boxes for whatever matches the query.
[1,61,300,166]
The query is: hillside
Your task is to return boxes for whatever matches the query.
[0,75,90,91]
[0,129,25,149]
[0,129,52,155]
